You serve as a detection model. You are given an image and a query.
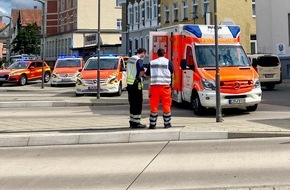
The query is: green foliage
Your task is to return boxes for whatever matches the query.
[11,23,41,55]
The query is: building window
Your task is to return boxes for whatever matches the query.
[173,3,178,22]
[117,19,122,30]
[128,4,133,25]
[68,0,71,9]
[61,0,65,11]
[165,5,170,23]
[135,38,139,50]
[134,3,139,24]
[203,0,210,17]
[146,36,149,54]
[288,14,290,46]
[252,0,256,17]
[192,0,198,19]
[139,1,144,26]
[140,37,143,48]
[152,0,157,19]
[73,0,77,7]
[182,1,188,20]
[250,35,257,54]
[145,0,151,20]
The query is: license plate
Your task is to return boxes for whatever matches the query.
[264,74,274,78]
[62,78,72,82]
[0,78,5,81]
[88,86,97,90]
[229,98,246,104]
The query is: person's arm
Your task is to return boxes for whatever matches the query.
[136,59,145,78]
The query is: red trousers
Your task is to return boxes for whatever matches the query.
[149,85,172,113]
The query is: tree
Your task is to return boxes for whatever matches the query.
[11,23,41,55]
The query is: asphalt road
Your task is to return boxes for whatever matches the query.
[1,137,290,190]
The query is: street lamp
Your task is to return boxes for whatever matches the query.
[2,15,12,64]
[96,0,101,99]
[34,0,46,89]
[214,0,222,122]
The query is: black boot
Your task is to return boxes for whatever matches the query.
[131,122,146,129]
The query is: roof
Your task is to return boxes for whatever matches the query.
[11,8,42,27]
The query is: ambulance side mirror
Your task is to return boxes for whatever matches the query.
[181,59,187,70]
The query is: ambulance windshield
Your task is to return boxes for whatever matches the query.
[55,59,81,68]
[84,58,118,70]
[195,45,250,67]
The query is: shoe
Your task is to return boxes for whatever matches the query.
[164,123,172,129]
[149,125,156,129]
[130,122,146,129]
[129,121,134,128]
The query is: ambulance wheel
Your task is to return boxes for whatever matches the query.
[116,83,122,96]
[265,84,275,90]
[246,104,258,112]
[191,92,205,115]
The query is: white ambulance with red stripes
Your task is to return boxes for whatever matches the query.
[149,24,262,115]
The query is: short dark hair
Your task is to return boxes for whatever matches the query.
[157,48,165,57]
[136,48,147,54]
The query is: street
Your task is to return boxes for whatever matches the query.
[1,137,290,190]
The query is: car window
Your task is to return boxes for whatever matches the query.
[84,58,118,70]
[257,56,279,67]
[35,62,43,68]
[8,62,28,69]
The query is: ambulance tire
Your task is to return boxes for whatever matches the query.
[191,91,206,115]
[115,82,122,96]
[246,104,258,112]
[265,84,275,90]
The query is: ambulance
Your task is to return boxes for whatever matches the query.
[51,56,84,87]
[75,54,127,96]
[150,24,262,115]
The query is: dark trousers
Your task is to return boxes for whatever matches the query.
[127,83,143,117]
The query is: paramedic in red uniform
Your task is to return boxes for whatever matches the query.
[126,48,147,129]
[145,48,174,129]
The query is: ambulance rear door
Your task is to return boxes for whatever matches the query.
[149,32,171,60]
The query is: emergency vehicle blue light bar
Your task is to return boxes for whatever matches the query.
[183,25,202,38]
[58,55,79,58]
[228,26,240,38]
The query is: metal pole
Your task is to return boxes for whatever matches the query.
[3,16,12,64]
[34,0,46,89]
[97,0,101,99]
[214,0,222,122]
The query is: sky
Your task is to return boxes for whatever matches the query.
[0,0,41,23]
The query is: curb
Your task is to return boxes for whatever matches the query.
[0,99,150,108]
[1,129,290,147]
[0,128,228,147]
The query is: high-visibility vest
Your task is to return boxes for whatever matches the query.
[150,57,171,85]
[126,55,139,85]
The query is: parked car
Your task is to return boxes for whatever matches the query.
[248,54,282,90]
[75,54,127,96]
[51,56,84,87]
[0,60,51,86]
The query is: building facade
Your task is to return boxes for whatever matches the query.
[256,0,290,78]
[119,0,257,60]
[45,0,122,65]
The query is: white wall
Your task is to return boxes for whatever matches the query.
[256,0,290,55]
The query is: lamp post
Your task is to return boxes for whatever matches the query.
[34,0,46,89]
[3,15,12,64]
[97,0,101,99]
[214,0,222,122]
